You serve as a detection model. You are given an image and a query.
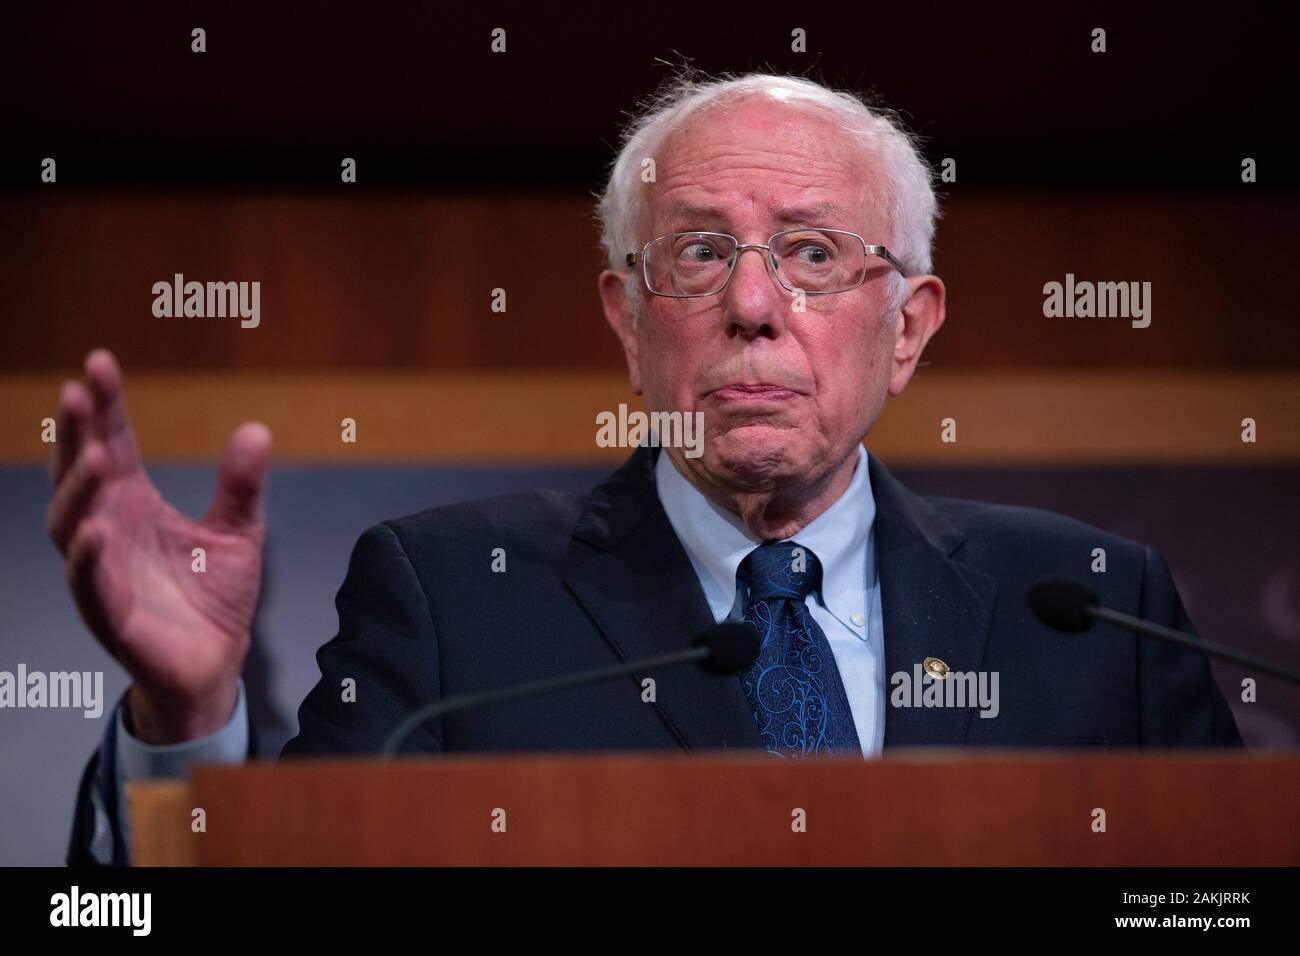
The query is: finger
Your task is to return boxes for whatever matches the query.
[49,380,93,488]
[203,422,272,532]
[84,348,143,473]
[47,441,108,554]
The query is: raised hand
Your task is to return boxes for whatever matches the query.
[47,349,272,743]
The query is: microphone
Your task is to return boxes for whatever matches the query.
[379,621,761,757]
[1028,577,1300,686]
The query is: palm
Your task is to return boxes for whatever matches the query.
[49,349,272,719]
[78,472,263,697]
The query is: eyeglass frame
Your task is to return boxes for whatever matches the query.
[625,228,907,298]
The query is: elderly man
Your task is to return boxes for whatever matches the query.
[51,72,1241,865]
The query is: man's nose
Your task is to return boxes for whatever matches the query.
[722,245,786,337]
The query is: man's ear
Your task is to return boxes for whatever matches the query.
[888,274,946,397]
[598,268,643,395]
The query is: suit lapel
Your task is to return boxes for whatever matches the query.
[563,446,998,752]
[564,446,764,751]
[869,454,999,748]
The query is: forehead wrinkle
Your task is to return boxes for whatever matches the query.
[646,133,873,238]
[661,144,850,191]
[657,107,859,180]
[654,194,858,237]
[666,199,842,221]
[652,159,858,227]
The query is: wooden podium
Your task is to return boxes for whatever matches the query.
[127,751,1300,866]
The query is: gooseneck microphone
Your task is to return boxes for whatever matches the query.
[1029,577,1300,686]
[379,621,761,757]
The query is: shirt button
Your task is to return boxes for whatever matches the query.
[850,612,865,627]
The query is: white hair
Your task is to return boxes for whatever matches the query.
[595,69,940,316]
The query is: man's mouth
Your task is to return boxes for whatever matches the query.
[706,383,801,403]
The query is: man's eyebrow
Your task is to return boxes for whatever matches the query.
[663,202,730,226]
[773,203,844,225]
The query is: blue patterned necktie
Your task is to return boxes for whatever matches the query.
[739,541,861,758]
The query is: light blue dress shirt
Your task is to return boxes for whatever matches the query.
[654,444,886,757]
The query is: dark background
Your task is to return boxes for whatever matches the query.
[2,3,1294,189]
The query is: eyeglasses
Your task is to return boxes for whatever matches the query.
[626,228,905,298]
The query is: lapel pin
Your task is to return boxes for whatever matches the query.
[922,656,951,680]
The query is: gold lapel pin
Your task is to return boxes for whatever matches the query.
[922,656,951,680]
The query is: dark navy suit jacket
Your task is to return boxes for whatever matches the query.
[68,446,1242,863]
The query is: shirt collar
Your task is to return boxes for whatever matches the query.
[654,444,876,622]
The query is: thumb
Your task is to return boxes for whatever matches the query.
[204,422,272,532]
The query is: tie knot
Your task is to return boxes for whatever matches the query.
[741,540,822,602]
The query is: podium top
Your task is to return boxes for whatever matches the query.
[127,750,1299,866]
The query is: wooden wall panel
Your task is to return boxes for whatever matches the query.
[2,371,1294,463]
[2,191,1296,371]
